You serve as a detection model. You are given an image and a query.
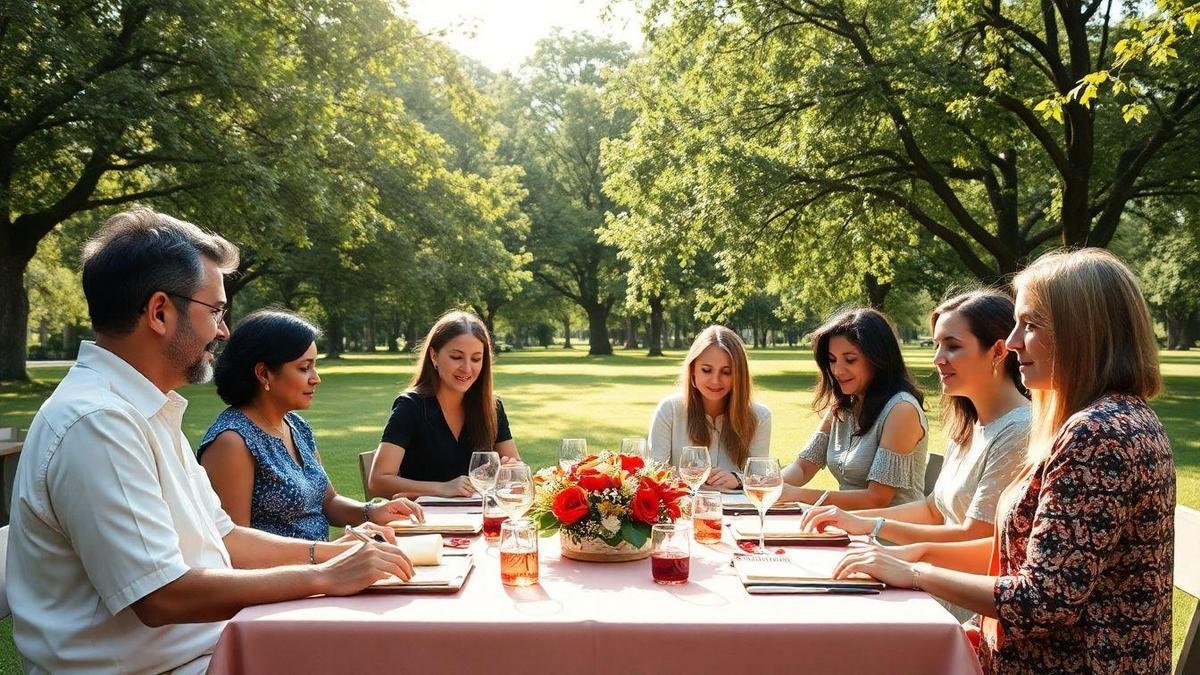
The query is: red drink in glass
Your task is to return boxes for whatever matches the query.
[500,550,539,586]
[693,516,723,544]
[651,552,690,584]
[482,514,507,541]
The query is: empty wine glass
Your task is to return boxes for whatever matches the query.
[619,437,647,458]
[742,457,783,553]
[468,451,500,503]
[559,438,587,472]
[495,463,535,521]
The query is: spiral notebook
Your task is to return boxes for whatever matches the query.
[733,555,884,593]
[364,553,474,593]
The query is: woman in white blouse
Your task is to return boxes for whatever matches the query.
[800,290,1030,542]
[648,326,771,490]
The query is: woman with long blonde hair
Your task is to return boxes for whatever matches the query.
[369,310,521,498]
[648,326,771,490]
[832,249,1174,673]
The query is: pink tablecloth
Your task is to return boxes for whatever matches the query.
[208,517,981,675]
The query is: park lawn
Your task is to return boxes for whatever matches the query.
[1,346,1197,668]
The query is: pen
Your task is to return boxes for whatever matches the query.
[811,491,829,509]
[345,525,384,543]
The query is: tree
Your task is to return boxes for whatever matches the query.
[498,32,634,356]
[0,0,435,380]
[604,0,1200,303]
[1131,198,1200,349]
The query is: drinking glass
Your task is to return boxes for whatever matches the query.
[481,491,507,542]
[619,437,648,458]
[742,457,783,553]
[650,523,690,584]
[499,519,539,586]
[494,463,535,521]
[678,445,712,514]
[559,438,587,472]
[468,451,500,501]
[692,490,724,544]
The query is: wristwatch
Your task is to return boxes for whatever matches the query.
[869,517,885,542]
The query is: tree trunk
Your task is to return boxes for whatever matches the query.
[863,272,892,311]
[648,295,664,356]
[364,309,377,353]
[673,315,683,349]
[0,242,34,381]
[326,314,344,359]
[586,305,613,355]
[624,315,639,349]
[562,315,572,349]
[404,320,418,354]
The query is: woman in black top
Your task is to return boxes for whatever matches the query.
[368,310,521,498]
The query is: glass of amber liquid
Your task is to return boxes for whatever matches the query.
[499,519,539,586]
[482,492,507,542]
[692,490,723,544]
[650,523,690,584]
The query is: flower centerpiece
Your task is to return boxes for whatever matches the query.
[530,451,689,562]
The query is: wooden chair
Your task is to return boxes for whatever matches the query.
[923,453,944,496]
[1177,505,1200,675]
[0,525,10,619]
[358,451,376,500]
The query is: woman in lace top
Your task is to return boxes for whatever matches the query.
[832,249,1174,674]
[801,290,1030,544]
[782,308,928,509]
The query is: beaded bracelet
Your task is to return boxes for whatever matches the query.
[308,541,317,565]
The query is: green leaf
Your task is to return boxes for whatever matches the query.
[1122,103,1150,123]
[1079,84,1099,108]
[620,520,651,548]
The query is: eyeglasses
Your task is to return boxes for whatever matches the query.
[165,292,229,326]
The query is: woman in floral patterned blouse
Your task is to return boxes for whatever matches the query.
[831,248,1175,674]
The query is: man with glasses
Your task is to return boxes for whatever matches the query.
[7,207,414,674]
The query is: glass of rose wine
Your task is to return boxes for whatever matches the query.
[481,492,506,542]
[499,519,539,586]
[692,490,723,544]
[677,446,712,517]
[651,523,690,584]
[559,438,587,472]
[742,457,783,553]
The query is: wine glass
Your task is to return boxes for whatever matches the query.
[678,445,712,492]
[619,437,647,458]
[495,463,535,521]
[742,457,783,553]
[468,451,500,507]
[559,438,587,472]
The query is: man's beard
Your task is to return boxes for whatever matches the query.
[167,314,219,385]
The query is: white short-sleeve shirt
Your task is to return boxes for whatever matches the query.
[7,341,235,674]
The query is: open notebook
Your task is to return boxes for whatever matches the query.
[414,495,482,507]
[721,493,806,515]
[388,513,483,535]
[365,553,474,593]
[731,518,850,546]
[733,555,884,593]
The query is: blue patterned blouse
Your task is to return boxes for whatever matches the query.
[198,408,331,541]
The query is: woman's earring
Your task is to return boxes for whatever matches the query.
[265,382,270,392]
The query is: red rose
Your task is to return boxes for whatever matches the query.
[619,454,645,473]
[630,485,661,524]
[551,486,590,525]
[577,469,619,492]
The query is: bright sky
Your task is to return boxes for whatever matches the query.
[403,0,645,73]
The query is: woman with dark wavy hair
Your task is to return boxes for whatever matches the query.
[781,307,928,509]
[801,290,1030,544]
[199,310,422,541]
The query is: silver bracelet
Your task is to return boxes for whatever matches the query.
[308,541,317,565]
[362,501,373,524]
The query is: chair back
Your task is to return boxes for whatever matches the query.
[923,453,944,496]
[1176,505,1200,675]
[0,525,10,618]
[359,451,376,500]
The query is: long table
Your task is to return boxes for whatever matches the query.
[208,515,981,674]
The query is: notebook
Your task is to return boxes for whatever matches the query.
[731,518,850,546]
[388,513,483,535]
[365,553,474,593]
[732,555,884,593]
[415,495,483,507]
[720,493,806,515]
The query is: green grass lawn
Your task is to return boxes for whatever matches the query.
[1,345,1197,669]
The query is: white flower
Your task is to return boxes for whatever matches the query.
[601,514,621,533]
